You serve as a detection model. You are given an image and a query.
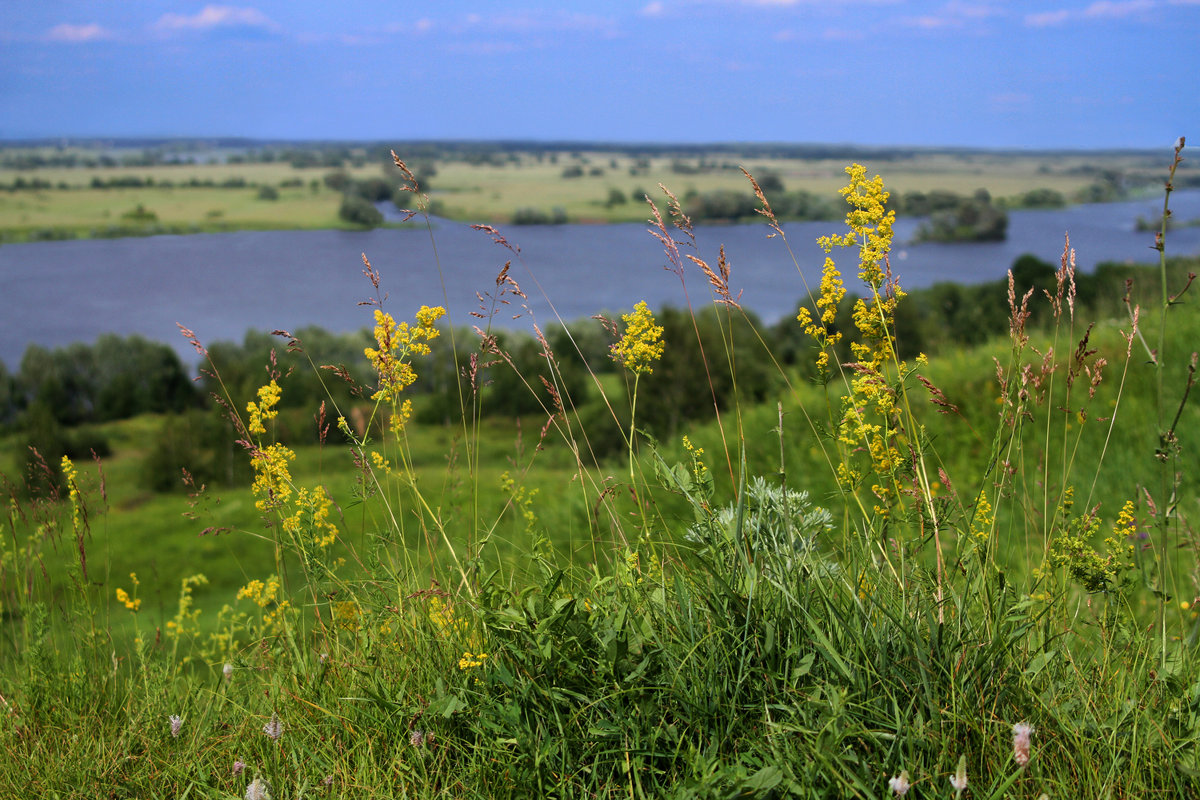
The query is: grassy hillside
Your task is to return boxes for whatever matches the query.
[2,147,1199,798]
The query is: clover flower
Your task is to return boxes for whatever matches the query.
[409,729,426,748]
[950,755,968,798]
[223,662,234,682]
[888,770,911,796]
[1012,722,1034,767]
[245,777,272,800]
[233,759,246,776]
[263,713,284,741]
[169,714,183,738]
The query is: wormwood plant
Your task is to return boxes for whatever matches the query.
[1,145,1199,799]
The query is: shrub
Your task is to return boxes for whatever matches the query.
[338,195,383,227]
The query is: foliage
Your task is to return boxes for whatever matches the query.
[336,194,383,228]
[915,188,1008,242]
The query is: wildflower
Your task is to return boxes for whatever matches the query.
[322,774,334,787]
[223,662,234,682]
[364,305,446,402]
[169,714,183,738]
[1012,722,1034,767]
[233,759,246,776]
[409,729,426,747]
[610,301,665,375]
[248,443,295,512]
[888,770,911,796]
[263,712,284,741]
[246,379,281,436]
[458,651,488,670]
[950,755,968,798]
[116,586,141,612]
[245,777,272,800]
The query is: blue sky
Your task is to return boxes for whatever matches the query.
[1,1,1196,148]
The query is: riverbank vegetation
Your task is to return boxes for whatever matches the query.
[2,143,1199,798]
[2,139,1195,241]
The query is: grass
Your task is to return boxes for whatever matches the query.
[2,143,1200,798]
[0,185,353,240]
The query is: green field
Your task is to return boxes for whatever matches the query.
[4,149,1200,798]
[0,142,1188,239]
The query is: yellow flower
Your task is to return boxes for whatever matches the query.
[969,490,995,541]
[610,301,665,375]
[281,486,339,548]
[364,306,446,402]
[116,586,141,612]
[458,651,488,670]
[249,443,296,511]
[247,380,282,435]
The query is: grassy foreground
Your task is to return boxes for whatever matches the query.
[3,144,1200,799]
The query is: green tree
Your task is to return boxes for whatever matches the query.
[339,195,383,228]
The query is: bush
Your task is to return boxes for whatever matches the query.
[256,185,279,201]
[338,195,383,228]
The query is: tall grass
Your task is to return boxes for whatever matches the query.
[2,142,1199,799]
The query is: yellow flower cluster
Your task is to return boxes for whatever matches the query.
[60,455,81,532]
[236,574,291,633]
[250,443,296,512]
[116,573,142,612]
[682,435,709,484]
[1049,489,1134,594]
[458,651,488,670]
[796,256,847,373]
[610,301,665,376]
[246,380,281,435]
[428,596,467,636]
[364,305,446,403]
[165,573,208,639]
[333,600,361,631]
[969,490,995,541]
[237,575,281,607]
[840,164,896,287]
[1113,500,1137,539]
[282,486,338,548]
[114,588,136,611]
[500,471,539,532]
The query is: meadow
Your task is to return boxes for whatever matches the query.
[2,143,1199,798]
[0,142,1188,239]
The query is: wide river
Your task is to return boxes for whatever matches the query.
[2,191,1200,368]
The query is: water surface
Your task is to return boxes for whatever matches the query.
[2,191,1199,368]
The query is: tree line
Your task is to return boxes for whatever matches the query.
[7,253,1193,494]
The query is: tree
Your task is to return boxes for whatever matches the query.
[339,195,383,228]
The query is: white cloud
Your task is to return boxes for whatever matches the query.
[898,1,1002,30]
[1025,9,1070,26]
[1025,0,1164,26]
[640,1,667,16]
[153,5,281,35]
[484,12,618,35]
[46,23,112,43]
[1082,0,1156,17]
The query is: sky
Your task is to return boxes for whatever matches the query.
[1,1,1197,149]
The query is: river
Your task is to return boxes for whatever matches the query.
[2,191,1200,368]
